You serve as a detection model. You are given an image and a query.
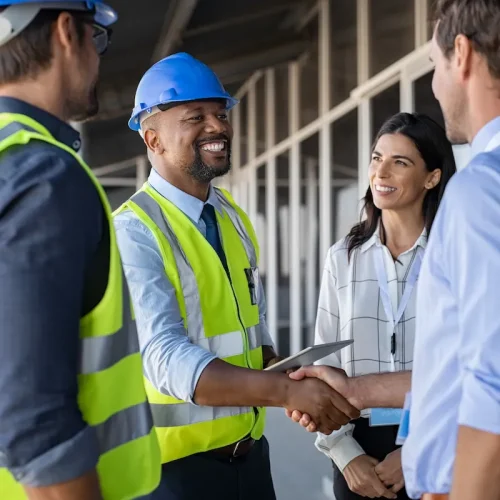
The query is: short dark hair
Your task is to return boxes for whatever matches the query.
[346,112,457,260]
[434,0,500,79]
[0,9,88,85]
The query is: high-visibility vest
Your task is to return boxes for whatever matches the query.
[114,184,267,464]
[0,113,161,500]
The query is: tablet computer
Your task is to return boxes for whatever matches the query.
[264,340,354,372]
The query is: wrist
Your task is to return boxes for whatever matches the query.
[346,377,363,410]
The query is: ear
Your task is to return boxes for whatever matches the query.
[53,12,84,55]
[144,128,165,156]
[425,168,442,190]
[454,34,473,81]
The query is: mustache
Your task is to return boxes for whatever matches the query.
[195,134,231,147]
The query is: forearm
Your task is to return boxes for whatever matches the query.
[451,426,500,500]
[348,371,411,409]
[24,470,102,500]
[194,358,290,407]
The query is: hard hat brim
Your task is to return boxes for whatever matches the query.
[128,95,239,132]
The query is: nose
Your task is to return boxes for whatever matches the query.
[204,114,227,134]
[374,159,391,178]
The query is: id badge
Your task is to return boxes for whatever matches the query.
[244,267,259,305]
[369,408,403,427]
[395,392,412,445]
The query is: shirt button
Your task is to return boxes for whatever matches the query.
[72,139,81,150]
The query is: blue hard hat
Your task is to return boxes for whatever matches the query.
[129,52,238,132]
[0,1,117,35]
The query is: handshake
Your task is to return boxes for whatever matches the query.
[283,365,361,435]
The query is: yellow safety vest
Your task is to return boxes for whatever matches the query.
[114,184,267,463]
[0,113,161,500]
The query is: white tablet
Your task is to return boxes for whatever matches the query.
[264,340,354,372]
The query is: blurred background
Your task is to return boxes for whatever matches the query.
[83,1,471,497]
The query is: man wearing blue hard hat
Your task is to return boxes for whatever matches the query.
[0,2,161,500]
[114,52,359,500]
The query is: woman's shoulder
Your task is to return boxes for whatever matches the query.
[326,237,351,265]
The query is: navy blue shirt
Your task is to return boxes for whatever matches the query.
[0,98,107,486]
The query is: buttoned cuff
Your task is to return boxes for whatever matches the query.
[6,426,99,487]
[458,369,500,434]
[315,429,365,471]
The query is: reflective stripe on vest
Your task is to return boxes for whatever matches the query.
[0,114,160,500]
[215,190,257,267]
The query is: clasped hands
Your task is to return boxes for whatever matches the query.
[284,364,357,433]
[284,365,404,499]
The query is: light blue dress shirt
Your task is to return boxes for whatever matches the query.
[402,117,500,498]
[114,169,273,403]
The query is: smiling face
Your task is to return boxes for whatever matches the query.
[369,133,441,212]
[144,99,233,183]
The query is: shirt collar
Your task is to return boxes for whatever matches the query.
[0,97,82,152]
[360,221,427,254]
[470,116,500,158]
[148,168,223,223]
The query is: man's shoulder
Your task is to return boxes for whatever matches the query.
[447,151,500,200]
[0,140,97,202]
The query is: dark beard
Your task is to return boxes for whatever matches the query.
[67,84,99,123]
[186,146,232,183]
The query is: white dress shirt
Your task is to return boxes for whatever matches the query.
[314,226,427,470]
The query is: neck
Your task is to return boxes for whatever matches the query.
[156,166,210,201]
[0,73,67,122]
[380,208,425,258]
[467,79,500,144]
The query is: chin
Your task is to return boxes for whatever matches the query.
[372,198,398,211]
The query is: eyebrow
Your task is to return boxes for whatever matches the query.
[372,150,415,165]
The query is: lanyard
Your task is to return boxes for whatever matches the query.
[374,246,423,372]
[485,130,500,153]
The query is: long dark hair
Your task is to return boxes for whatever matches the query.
[346,112,457,260]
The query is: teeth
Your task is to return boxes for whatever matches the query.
[375,185,396,193]
[201,141,225,152]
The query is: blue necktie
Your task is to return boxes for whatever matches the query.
[200,204,228,273]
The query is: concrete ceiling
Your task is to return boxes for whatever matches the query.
[86,0,316,170]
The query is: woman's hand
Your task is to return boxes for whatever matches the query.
[343,455,397,499]
[375,448,405,493]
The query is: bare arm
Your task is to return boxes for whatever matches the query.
[289,366,411,410]
[23,471,102,500]
[348,371,411,410]
[194,358,290,407]
[450,426,500,500]
[194,359,360,435]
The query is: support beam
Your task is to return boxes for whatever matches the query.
[305,158,318,342]
[211,41,309,85]
[289,61,302,355]
[136,156,149,190]
[265,68,278,350]
[184,4,296,38]
[93,157,140,177]
[319,0,332,268]
[247,82,257,226]
[152,0,199,62]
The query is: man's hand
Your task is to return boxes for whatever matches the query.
[285,377,359,435]
[343,455,397,499]
[375,448,405,493]
[285,365,352,432]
